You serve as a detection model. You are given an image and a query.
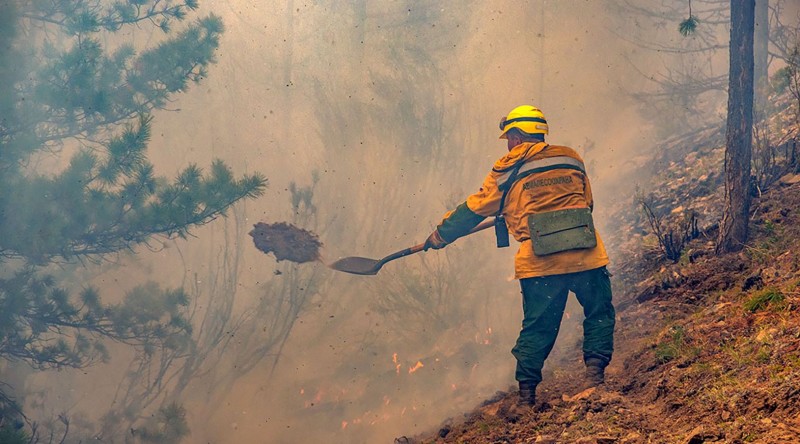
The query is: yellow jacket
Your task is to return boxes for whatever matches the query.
[437,142,609,279]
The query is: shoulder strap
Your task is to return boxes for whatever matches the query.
[496,143,549,216]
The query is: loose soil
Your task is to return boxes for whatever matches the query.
[248,222,322,264]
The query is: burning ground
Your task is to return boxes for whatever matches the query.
[409,95,800,443]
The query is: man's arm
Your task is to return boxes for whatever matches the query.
[437,202,486,242]
[426,172,503,249]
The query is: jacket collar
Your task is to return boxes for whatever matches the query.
[493,142,548,172]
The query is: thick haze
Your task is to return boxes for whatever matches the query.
[13,1,758,443]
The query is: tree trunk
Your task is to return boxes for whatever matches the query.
[754,0,769,117]
[717,0,755,254]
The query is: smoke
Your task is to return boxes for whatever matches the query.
[8,1,736,443]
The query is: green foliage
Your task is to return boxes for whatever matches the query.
[772,66,793,95]
[679,16,699,37]
[744,288,786,313]
[1,115,266,262]
[2,5,226,167]
[0,425,29,444]
[1,1,267,263]
[0,269,192,369]
[135,402,190,443]
[0,1,266,439]
[774,42,800,122]
[0,388,27,444]
[655,324,699,364]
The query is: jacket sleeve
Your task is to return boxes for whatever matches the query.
[436,172,502,243]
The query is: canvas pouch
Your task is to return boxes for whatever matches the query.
[528,207,597,256]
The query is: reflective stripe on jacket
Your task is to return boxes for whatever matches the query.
[437,142,609,279]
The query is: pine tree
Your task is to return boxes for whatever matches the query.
[718,0,755,253]
[0,0,266,433]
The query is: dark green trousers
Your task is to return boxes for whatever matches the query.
[511,266,615,385]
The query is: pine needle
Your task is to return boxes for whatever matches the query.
[679,16,698,37]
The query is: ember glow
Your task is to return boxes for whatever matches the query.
[392,352,401,374]
[408,361,424,374]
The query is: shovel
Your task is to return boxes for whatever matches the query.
[329,218,495,276]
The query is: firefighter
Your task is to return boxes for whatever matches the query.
[423,105,615,406]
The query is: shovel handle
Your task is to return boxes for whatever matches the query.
[378,217,496,266]
[378,243,425,266]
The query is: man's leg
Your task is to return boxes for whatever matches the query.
[571,267,615,384]
[511,275,569,403]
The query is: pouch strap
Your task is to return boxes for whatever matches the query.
[496,143,549,218]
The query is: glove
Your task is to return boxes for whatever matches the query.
[423,229,448,251]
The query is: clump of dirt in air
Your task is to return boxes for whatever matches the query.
[248,222,322,264]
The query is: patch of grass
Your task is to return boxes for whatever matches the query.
[786,353,800,370]
[655,325,697,364]
[764,219,776,235]
[744,288,786,313]
[678,248,692,266]
[745,223,786,265]
[742,430,761,442]
[689,361,720,379]
[702,371,742,404]
[755,346,771,364]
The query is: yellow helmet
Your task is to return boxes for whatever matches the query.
[498,105,548,139]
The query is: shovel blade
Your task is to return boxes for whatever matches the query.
[328,256,382,275]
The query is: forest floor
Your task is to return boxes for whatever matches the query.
[408,101,800,443]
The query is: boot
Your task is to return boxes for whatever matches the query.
[518,381,537,406]
[585,358,606,387]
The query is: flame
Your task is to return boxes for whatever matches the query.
[341,421,348,430]
[408,360,424,374]
[299,388,304,395]
[393,352,401,374]
[451,383,457,390]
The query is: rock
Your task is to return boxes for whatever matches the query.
[635,285,661,303]
[756,328,777,343]
[683,426,706,444]
[682,425,723,444]
[742,271,763,291]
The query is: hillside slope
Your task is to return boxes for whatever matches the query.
[407,102,800,444]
